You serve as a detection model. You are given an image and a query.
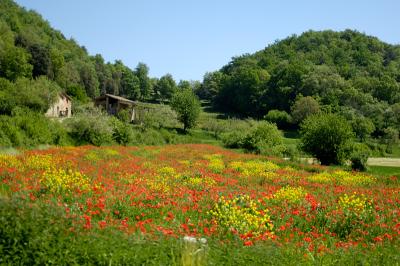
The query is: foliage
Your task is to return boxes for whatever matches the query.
[208,30,400,131]
[300,113,355,165]
[138,104,178,129]
[112,120,135,146]
[222,121,285,156]
[291,96,320,124]
[0,76,60,115]
[153,74,176,102]
[264,109,292,129]
[65,109,114,146]
[242,122,285,156]
[351,116,375,141]
[0,108,70,147]
[350,143,371,171]
[170,89,201,132]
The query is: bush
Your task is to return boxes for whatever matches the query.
[300,113,355,165]
[264,110,292,129]
[116,108,132,123]
[221,130,247,149]
[222,121,285,156]
[139,105,178,129]
[112,120,135,146]
[242,122,285,156]
[65,109,114,146]
[0,109,70,147]
[350,143,371,171]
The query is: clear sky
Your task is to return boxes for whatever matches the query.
[15,0,400,81]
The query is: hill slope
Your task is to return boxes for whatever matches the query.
[0,0,153,103]
[201,30,400,133]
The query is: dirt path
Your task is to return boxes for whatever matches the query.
[367,158,400,167]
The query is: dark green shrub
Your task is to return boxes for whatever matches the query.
[0,128,12,147]
[112,121,134,146]
[65,110,114,146]
[242,122,285,156]
[221,131,247,149]
[116,108,132,123]
[300,113,355,165]
[350,143,371,171]
[264,109,292,129]
[0,109,69,147]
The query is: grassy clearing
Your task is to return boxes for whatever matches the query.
[368,165,400,177]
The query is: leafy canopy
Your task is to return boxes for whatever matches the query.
[170,89,201,132]
[300,113,355,165]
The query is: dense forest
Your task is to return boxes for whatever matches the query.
[198,30,400,136]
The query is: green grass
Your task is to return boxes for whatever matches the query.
[368,165,400,177]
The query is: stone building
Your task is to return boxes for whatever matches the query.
[45,92,72,118]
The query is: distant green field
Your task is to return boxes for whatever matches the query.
[368,165,400,177]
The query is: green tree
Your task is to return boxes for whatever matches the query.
[135,62,152,100]
[351,116,375,141]
[154,74,176,102]
[199,71,224,100]
[291,96,320,124]
[300,113,355,165]
[28,44,52,78]
[0,46,32,81]
[170,89,201,132]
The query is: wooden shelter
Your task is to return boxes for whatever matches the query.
[94,94,137,121]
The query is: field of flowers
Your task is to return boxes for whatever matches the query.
[0,144,399,264]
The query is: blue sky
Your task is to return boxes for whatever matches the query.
[15,0,400,81]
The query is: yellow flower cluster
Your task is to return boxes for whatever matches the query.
[337,193,373,216]
[158,166,178,177]
[185,176,216,189]
[209,195,274,236]
[84,149,120,162]
[148,177,171,193]
[0,154,21,168]
[40,168,90,193]
[229,160,280,177]
[307,172,331,183]
[25,155,54,170]
[273,186,307,204]
[332,171,376,186]
[308,171,376,186]
[204,154,225,173]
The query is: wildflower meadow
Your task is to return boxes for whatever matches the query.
[0,144,399,265]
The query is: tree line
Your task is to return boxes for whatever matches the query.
[196,30,400,138]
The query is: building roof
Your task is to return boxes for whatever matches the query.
[95,94,137,105]
[60,92,72,101]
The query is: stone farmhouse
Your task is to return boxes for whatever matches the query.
[45,92,72,118]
